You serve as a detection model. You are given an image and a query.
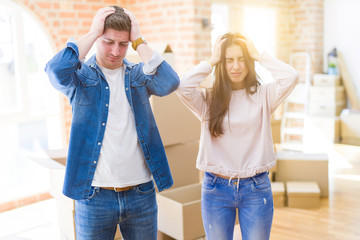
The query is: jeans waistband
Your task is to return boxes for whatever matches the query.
[205,171,268,186]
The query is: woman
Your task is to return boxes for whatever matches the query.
[176,33,298,240]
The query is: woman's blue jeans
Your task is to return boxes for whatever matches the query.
[201,172,274,240]
[74,180,157,240]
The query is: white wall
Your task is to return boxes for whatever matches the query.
[324,0,360,97]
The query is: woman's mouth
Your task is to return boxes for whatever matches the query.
[231,72,242,77]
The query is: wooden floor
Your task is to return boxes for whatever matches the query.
[270,144,360,240]
[231,144,360,240]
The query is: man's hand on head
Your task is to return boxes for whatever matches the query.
[90,7,116,38]
[123,9,141,42]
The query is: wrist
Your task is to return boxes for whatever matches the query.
[132,36,147,51]
[207,58,217,67]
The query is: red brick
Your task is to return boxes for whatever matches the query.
[59,12,76,18]
[78,12,94,19]
[0,201,16,213]
[36,2,51,9]
[74,4,90,10]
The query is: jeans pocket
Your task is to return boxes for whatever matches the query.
[202,173,216,192]
[86,187,99,200]
[251,175,271,192]
[136,180,155,194]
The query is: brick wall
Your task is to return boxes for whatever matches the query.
[17,0,323,142]
[290,0,324,82]
[18,0,125,142]
[127,0,212,75]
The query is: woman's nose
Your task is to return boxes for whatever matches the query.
[233,61,241,70]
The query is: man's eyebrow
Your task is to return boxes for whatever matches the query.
[103,38,129,44]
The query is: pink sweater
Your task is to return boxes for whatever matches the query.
[176,52,299,178]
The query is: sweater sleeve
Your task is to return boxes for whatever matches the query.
[259,52,299,113]
[175,61,213,120]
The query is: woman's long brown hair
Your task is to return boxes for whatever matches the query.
[208,33,261,137]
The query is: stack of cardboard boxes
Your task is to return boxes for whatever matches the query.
[128,45,205,240]
[270,149,327,209]
[308,74,344,144]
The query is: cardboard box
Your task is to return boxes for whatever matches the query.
[157,183,204,240]
[126,43,201,146]
[158,141,206,239]
[152,93,201,146]
[340,109,360,140]
[313,74,341,86]
[275,150,328,197]
[341,138,360,146]
[165,141,200,189]
[309,85,345,103]
[309,100,346,117]
[271,182,285,207]
[307,116,341,142]
[286,181,320,209]
[271,118,281,144]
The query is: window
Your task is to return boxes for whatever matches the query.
[211,4,229,48]
[0,1,62,204]
[243,6,277,84]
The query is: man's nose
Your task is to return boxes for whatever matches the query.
[111,45,120,56]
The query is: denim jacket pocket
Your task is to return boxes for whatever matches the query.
[76,77,99,106]
[130,79,150,105]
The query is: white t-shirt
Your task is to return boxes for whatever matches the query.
[91,65,151,188]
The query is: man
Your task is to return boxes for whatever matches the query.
[45,6,179,239]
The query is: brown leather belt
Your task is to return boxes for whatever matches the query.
[100,186,134,192]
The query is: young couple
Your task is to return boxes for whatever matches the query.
[46,6,298,240]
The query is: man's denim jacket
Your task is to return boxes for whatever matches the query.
[45,41,179,200]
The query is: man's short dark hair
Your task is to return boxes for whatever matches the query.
[104,6,131,33]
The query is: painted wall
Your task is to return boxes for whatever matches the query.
[324,0,360,97]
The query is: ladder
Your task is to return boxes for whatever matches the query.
[280,52,311,151]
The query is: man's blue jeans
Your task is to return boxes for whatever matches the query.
[74,180,157,240]
[201,172,274,240]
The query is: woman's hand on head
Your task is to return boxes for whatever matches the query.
[208,36,225,67]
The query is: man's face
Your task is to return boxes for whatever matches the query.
[96,28,130,69]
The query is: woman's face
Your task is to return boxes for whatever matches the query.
[225,44,248,89]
